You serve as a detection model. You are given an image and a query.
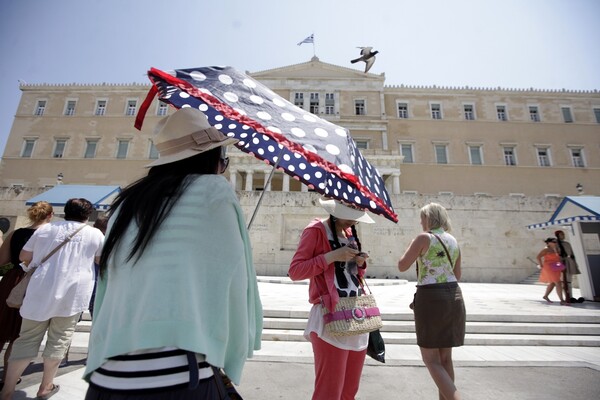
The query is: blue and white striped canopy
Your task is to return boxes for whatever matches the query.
[526,196,600,230]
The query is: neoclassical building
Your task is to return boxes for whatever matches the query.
[1,58,599,281]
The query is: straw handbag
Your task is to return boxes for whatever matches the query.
[322,278,383,336]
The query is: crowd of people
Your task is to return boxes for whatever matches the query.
[0,107,585,400]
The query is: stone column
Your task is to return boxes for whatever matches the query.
[282,174,290,192]
[229,169,237,189]
[245,170,254,191]
[392,172,401,194]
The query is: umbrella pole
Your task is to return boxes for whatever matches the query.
[247,148,285,230]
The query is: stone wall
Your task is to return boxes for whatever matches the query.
[1,187,560,283]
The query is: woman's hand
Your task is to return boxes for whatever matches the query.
[355,252,369,267]
[324,246,360,264]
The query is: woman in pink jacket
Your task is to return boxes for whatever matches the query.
[289,198,375,400]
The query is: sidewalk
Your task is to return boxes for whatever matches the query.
[3,279,600,399]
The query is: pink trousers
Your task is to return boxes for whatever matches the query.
[309,332,367,400]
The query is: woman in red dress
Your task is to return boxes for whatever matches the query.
[536,237,566,305]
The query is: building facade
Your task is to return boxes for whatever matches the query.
[1,58,599,281]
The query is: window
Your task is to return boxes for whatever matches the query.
[53,139,67,158]
[570,148,585,168]
[294,93,304,108]
[95,100,107,116]
[496,105,507,121]
[354,99,365,115]
[430,103,442,119]
[21,139,36,157]
[469,145,483,165]
[561,106,573,123]
[401,144,413,163]
[463,104,475,120]
[34,100,46,116]
[355,140,368,150]
[529,106,540,122]
[309,92,319,114]
[397,102,409,118]
[126,100,137,116]
[157,101,168,116]
[537,148,551,167]
[84,139,99,158]
[503,146,516,166]
[594,108,600,123]
[116,140,129,159]
[149,141,159,159]
[434,144,448,164]
[64,100,76,116]
[325,93,335,115]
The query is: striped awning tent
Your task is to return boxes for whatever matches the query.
[527,196,600,230]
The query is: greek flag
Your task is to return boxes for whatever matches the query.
[297,34,314,46]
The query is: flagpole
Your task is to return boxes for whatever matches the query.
[312,33,315,57]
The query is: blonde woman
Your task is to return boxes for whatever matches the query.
[0,201,53,390]
[397,203,465,400]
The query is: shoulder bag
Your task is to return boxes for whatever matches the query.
[6,224,87,309]
[322,277,383,336]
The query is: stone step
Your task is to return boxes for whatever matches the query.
[259,317,600,336]
[260,328,600,347]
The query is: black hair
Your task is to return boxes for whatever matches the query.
[64,198,94,222]
[99,147,222,277]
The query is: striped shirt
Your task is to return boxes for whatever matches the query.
[89,347,214,393]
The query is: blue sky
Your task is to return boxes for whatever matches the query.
[1,0,599,155]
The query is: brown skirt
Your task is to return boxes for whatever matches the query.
[413,282,466,348]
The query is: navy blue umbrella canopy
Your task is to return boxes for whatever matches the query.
[136,66,397,223]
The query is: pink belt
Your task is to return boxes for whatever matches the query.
[323,307,381,323]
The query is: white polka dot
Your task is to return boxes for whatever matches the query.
[291,128,306,137]
[314,128,328,137]
[181,104,191,108]
[258,148,265,155]
[228,124,237,129]
[242,125,250,130]
[343,193,349,200]
[273,98,286,107]
[370,200,377,209]
[224,92,239,102]
[215,124,223,130]
[250,95,264,104]
[267,126,282,134]
[336,182,342,189]
[281,113,295,121]
[283,154,291,161]
[252,137,260,145]
[257,111,272,120]
[304,173,311,180]
[243,78,256,88]
[334,189,339,196]
[319,182,326,190]
[199,104,208,111]
[338,164,353,174]
[215,115,224,121]
[303,144,317,153]
[219,74,233,85]
[268,145,275,152]
[190,71,206,81]
[315,171,323,178]
[294,153,302,159]
[326,144,340,155]
[303,114,317,122]
[240,133,248,139]
[288,165,296,172]
[354,196,362,203]
[179,92,190,99]
[335,128,348,137]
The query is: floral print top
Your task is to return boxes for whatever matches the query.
[417,228,459,286]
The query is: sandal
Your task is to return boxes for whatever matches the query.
[543,296,553,303]
[35,383,60,400]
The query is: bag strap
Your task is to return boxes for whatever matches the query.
[430,232,454,269]
[31,224,87,270]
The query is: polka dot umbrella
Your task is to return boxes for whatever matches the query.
[135,66,398,224]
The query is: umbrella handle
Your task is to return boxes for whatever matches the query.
[247,147,285,230]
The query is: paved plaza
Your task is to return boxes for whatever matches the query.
[2,279,600,399]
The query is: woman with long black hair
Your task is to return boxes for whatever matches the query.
[84,108,262,400]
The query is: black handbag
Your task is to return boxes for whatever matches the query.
[367,329,385,363]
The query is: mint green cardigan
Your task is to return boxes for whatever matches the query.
[84,175,263,384]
